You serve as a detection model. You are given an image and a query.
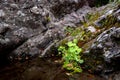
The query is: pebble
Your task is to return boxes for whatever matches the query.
[10,3,19,9]
[31,6,40,14]
[17,10,26,16]
[87,26,96,33]
[117,16,120,22]
[0,10,5,17]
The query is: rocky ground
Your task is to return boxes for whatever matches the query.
[0,0,92,63]
[0,0,120,80]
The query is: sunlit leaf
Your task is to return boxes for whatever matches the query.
[58,39,84,74]
[73,39,78,43]
[79,60,84,64]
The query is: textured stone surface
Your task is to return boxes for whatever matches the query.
[89,27,120,73]
[0,0,96,63]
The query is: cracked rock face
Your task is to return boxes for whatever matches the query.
[0,0,95,63]
[90,27,120,72]
[0,0,117,66]
[0,0,110,64]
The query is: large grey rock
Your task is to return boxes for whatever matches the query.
[0,0,113,64]
[50,0,87,18]
[0,0,96,63]
[89,27,120,73]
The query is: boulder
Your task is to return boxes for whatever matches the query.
[89,27,120,73]
[0,0,95,63]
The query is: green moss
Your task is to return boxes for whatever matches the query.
[88,12,101,21]
[45,16,51,22]
[101,15,119,29]
[83,12,102,29]
[65,27,75,35]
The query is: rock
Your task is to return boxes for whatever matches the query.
[89,27,120,73]
[94,6,120,29]
[0,0,116,64]
[17,10,26,17]
[50,0,87,18]
[0,0,120,80]
[10,3,19,9]
[111,72,120,80]
[0,27,29,54]
[8,27,64,62]
[0,24,9,35]
[49,6,92,29]
[0,10,5,17]
[114,9,120,22]
[30,6,41,15]
[117,16,120,22]
[87,26,96,33]
[94,10,114,28]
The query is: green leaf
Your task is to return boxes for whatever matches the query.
[77,48,82,53]
[78,60,84,64]
[67,42,75,47]
[68,47,76,53]
[58,46,65,51]
[73,39,78,43]
[73,67,82,73]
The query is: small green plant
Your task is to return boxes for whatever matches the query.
[58,39,84,73]
[65,27,74,34]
